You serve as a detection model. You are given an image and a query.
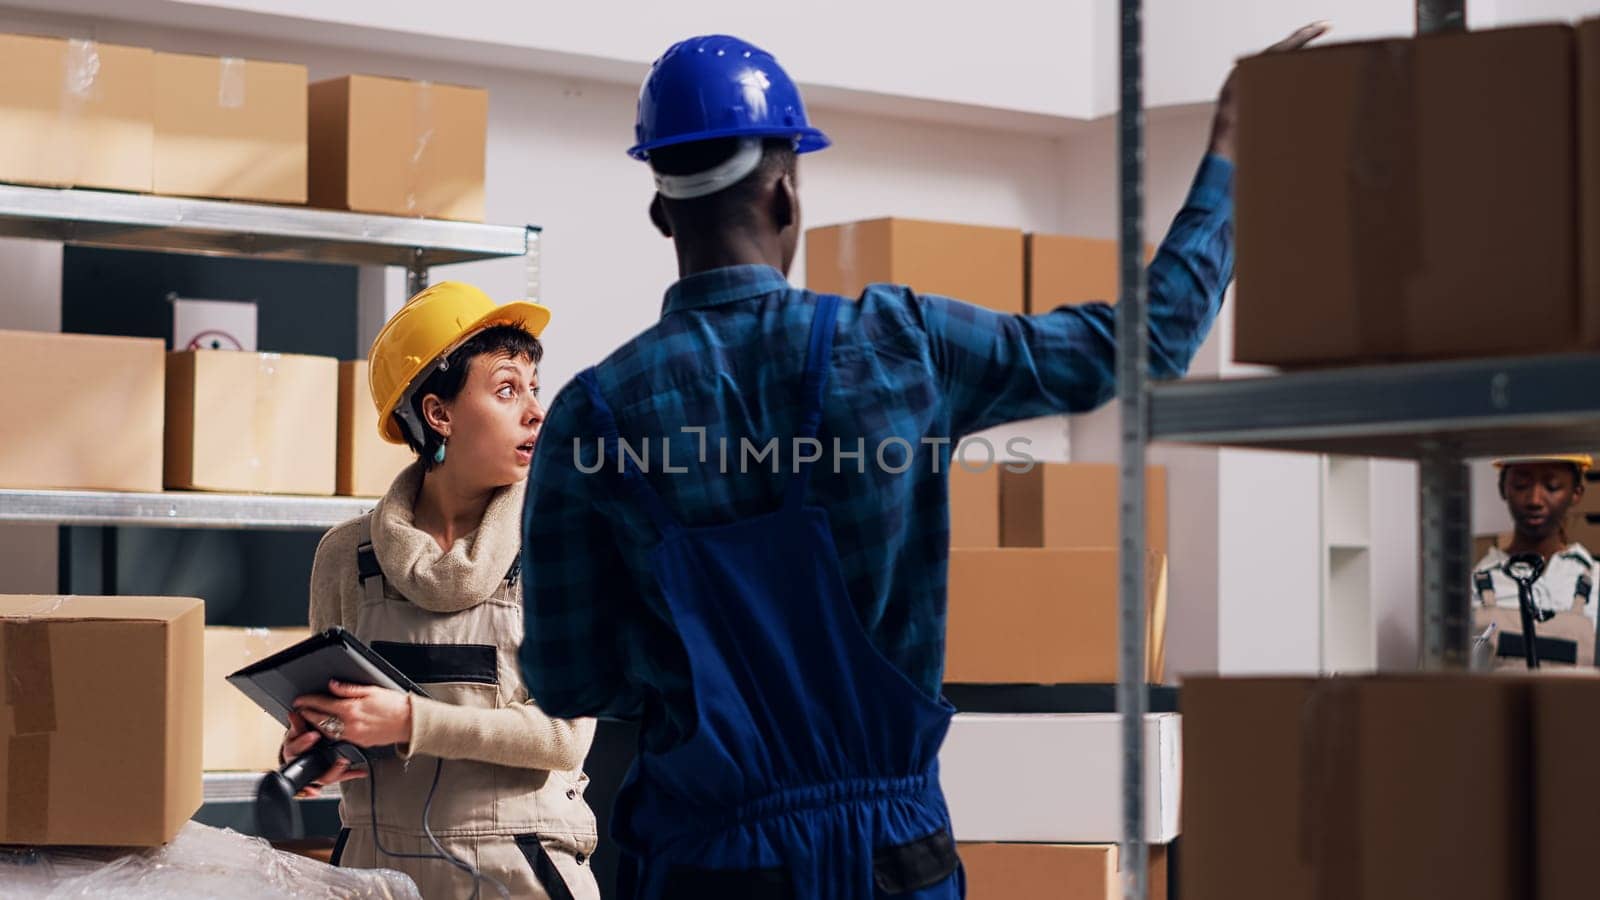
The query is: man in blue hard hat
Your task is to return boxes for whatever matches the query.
[520,27,1326,900]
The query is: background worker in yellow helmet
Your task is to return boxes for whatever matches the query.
[1472,454,1599,668]
[282,282,601,899]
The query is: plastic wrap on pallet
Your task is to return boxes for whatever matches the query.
[0,821,421,899]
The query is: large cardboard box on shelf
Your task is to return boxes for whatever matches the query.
[941,713,1180,843]
[338,360,415,497]
[948,465,1000,547]
[0,595,204,846]
[1531,675,1600,900]
[945,548,1166,684]
[1000,463,1167,555]
[165,350,338,495]
[153,52,307,203]
[308,74,487,221]
[203,627,309,772]
[0,35,153,192]
[1234,25,1583,367]
[0,329,164,492]
[1583,20,1600,346]
[805,218,1024,313]
[1182,676,1531,900]
[959,843,1167,900]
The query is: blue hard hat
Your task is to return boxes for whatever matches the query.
[629,34,830,161]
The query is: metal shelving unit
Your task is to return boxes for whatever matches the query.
[0,183,534,268]
[0,186,541,839]
[194,773,342,837]
[0,186,539,530]
[1116,1,1482,898]
[0,488,374,530]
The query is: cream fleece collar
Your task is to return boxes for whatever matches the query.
[369,462,526,613]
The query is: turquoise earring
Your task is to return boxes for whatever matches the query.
[434,438,447,465]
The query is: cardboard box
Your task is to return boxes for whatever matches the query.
[338,360,415,497]
[1532,676,1600,900]
[941,713,1180,843]
[0,595,204,846]
[949,464,1000,547]
[1025,235,1153,313]
[203,627,309,771]
[0,35,152,192]
[1001,463,1167,555]
[945,548,1167,684]
[0,329,164,491]
[1583,20,1600,327]
[165,350,338,495]
[153,52,307,203]
[1182,676,1532,900]
[806,218,1024,314]
[1235,26,1582,366]
[960,843,1167,900]
[309,75,487,221]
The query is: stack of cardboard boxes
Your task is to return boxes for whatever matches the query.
[808,218,1173,897]
[0,31,493,498]
[0,337,413,498]
[0,31,487,221]
[1234,19,1600,368]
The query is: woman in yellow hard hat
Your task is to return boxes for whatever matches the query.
[1472,454,1599,668]
[280,281,601,900]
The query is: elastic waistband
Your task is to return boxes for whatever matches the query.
[725,772,940,831]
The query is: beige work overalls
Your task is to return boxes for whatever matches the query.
[331,516,600,900]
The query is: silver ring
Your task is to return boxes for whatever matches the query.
[319,715,345,740]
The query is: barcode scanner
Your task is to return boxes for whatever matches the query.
[256,738,352,840]
[1505,552,1548,669]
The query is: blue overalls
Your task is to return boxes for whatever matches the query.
[577,294,963,900]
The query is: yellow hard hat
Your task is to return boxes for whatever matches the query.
[369,281,551,445]
[1492,454,1594,473]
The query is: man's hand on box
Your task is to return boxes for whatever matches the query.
[1208,22,1331,162]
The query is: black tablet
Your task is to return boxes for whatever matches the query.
[227,626,431,731]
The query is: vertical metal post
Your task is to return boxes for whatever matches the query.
[100,526,118,595]
[1116,0,1149,897]
[525,227,543,301]
[406,249,429,299]
[1418,451,1472,668]
[1416,0,1467,33]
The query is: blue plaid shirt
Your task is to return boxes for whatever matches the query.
[521,156,1234,751]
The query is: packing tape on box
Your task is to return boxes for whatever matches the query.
[1349,41,1422,358]
[57,39,102,189]
[1145,549,1168,682]
[4,620,56,841]
[1299,679,1360,900]
[217,57,246,110]
[408,81,436,216]
[250,353,278,493]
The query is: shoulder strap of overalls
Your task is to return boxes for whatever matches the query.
[784,293,841,509]
[356,513,385,603]
[577,368,683,534]
[354,512,520,603]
